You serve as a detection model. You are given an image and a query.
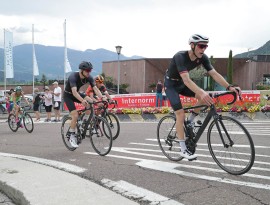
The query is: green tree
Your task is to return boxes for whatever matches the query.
[227,50,233,84]
[209,55,216,91]
[40,74,47,89]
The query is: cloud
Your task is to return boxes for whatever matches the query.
[0,0,270,58]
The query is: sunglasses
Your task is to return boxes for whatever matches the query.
[84,70,91,73]
[197,44,208,49]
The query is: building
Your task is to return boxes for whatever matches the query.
[103,56,270,93]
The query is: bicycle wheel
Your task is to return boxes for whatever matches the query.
[207,116,255,175]
[157,115,183,161]
[89,116,112,156]
[103,112,120,140]
[8,114,19,132]
[61,115,77,151]
[23,113,34,133]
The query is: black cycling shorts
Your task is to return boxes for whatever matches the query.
[164,78,195,111]
[64,92,86,112]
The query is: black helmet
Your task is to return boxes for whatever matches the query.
[79,61,93,71]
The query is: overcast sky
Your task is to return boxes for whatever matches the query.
[0,0,269,58]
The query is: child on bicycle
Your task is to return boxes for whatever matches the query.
[85,75,114,115]
[9,86,30,127]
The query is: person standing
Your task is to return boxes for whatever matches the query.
[52,81,62,122]
[155,80,163,107]
[33,88,42,122]
[43,86,53,122]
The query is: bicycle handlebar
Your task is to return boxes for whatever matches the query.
[210,89,241,105]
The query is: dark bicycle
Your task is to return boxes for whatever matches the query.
[157,91,255,175]
[8,105,34,133]
[61,101,113,156]
[95,100,120,140]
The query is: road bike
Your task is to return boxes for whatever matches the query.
[157,91,255,175]
[95,100,120,140]
[61,101,113,156]
[8,105,34,133]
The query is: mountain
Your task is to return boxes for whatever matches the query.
[234,40,270,58]
[0,44,143,82]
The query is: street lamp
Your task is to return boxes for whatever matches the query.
[115,45,122,94]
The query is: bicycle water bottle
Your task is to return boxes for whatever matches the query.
[186,120,195,139]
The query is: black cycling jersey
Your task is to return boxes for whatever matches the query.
[65,72,95,93]
[166,51,213,82]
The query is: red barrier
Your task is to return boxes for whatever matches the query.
[64,91,261,110]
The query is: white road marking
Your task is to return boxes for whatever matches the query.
[0,152,87,173]
[101,179,184,205]
[85,152,270,190]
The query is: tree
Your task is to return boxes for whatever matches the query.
[227,50,233,84]
[40,74,47,89]
[209,56,216,91]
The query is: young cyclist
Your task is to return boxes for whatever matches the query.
[64,61,106,148]
[9,86,30,127]
[85,75,113,102]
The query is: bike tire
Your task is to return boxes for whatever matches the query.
[207,116,255,175]
[103,112,120,140]
[8,114,19,132]
[61,115,77,151]
[23,113,34,133]
[157,115,183,161]
[89,116,112,156]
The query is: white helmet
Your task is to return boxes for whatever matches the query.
[188,34,209,44]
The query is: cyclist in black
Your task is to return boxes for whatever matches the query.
[64,61,105,148]
[164,34,241,160]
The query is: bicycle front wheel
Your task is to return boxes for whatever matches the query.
[8,114,19,132]
[207,116,255,175]
[157,115,183,161]
[103,112,120,140]
[89,116,112,156]
[23,113,34,133]
[61,115,77,151]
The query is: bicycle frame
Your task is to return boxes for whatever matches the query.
[184,91,238,147]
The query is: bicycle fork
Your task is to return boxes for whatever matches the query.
[213,115,234,148]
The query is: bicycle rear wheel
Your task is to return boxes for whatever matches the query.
[23,113,34,133]
[207,116,255,175]
[8,114,19,132]
[103,112,120,140]
[157,115,183,161]
[61,115,77,151]
[89,116,112,156]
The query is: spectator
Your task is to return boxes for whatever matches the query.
[155,80,163,107]
[33,88,42,122]
[5,89,14,114]
[52,81,62,122]
[43,86,53,122]
[162,87,168,107]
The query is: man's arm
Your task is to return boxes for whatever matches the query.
[208,69,242,95]
[180,72,213,105]
[93,86,106,99]
[208,69,230,88]
[71,87,84,102]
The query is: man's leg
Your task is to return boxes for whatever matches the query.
[175,109,197,160]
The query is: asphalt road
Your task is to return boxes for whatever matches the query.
[0,120,270,205]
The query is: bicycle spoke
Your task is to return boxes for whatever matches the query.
[157,115,183,161]
[208,116,255,175]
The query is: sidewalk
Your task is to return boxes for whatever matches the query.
[0,155,138,205]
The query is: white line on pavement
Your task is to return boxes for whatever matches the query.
[101,179,184,205]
